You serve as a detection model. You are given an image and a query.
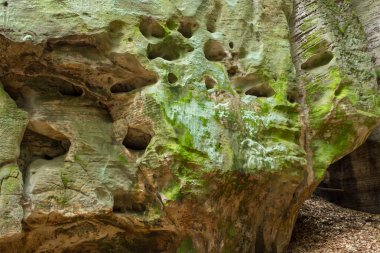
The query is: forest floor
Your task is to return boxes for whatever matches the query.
[287,196,380,253]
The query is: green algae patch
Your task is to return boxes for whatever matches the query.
[177,238,197,253]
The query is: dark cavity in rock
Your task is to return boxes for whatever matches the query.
[139,17,166,39]
[301,51,334,70]
[123,128,152,151]
[178,17,198,38]
[147,37,194,61]
[168,73,178,84]
[204,40,227,61]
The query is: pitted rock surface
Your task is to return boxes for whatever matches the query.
[0,1,379,252]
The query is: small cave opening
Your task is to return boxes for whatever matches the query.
[139,17,166,39]
[58,83,84,97]
[301,51,334,70]
[123,128,152,151]
[315,137,380,214]
[245,83,275,98]
[204,75,217,90]
[203,40,227,61]
[178,17,198,39]
[18,128,70,177]
[167,73,178,84]
[229,42,234,49]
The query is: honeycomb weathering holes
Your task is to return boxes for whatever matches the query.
[178,17,198,38]
[168,73,178,84]
[204,40,227,61]
[139,17,166,39]
[123,128,152,151]
[204,75,217,89]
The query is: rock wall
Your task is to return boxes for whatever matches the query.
[0,1,379,252]
[317,0,380,214]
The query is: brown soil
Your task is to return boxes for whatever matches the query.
[287,196,380,253]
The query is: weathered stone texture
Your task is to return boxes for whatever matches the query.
[0,1,378,252]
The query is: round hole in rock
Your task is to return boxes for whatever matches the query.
[204,40,227,61]
[204,75,217,89]
[123,128,152,151]
[110,82,136,94]
[108,20,125,37]
[168,73,178,84]
[229,42,234,49]
[178,18,198,38]
[139,17,166,39]
[58,84,83,97]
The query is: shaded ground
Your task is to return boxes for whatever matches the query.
[287,196,380,253]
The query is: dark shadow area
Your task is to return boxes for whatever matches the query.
[123,128,152,151]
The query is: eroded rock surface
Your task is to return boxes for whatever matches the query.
[0,1,379,252]
[317,0,380,215]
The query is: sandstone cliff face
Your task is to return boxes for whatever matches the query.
[318,0,380,214]
[0,1,379,252]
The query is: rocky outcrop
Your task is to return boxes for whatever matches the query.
[0,1,379,253]
[317,0,380,214]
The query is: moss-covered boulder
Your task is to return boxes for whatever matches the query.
[0,0,379,252]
